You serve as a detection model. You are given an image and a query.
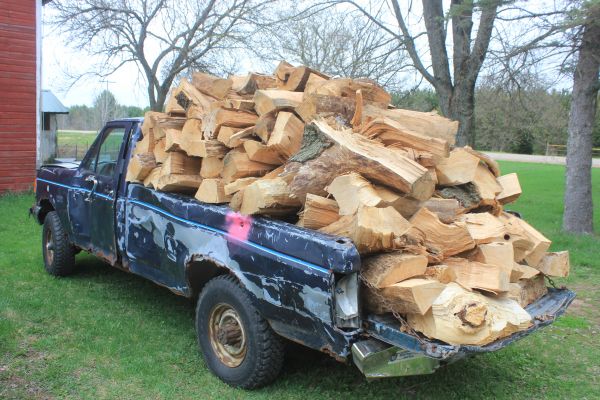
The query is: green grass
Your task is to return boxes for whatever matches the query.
[1,161,599,399]
[57,130,99,160]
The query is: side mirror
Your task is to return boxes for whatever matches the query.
[84,175,98,202]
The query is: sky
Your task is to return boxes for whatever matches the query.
[41,1,572,109]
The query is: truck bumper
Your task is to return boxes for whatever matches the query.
[353,288,575,379]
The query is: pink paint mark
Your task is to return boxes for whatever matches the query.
[225,211,252,241]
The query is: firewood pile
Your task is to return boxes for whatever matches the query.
[126,61,570,346]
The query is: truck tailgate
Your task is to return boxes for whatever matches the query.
[364,288,575,360]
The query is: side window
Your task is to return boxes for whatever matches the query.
[93,127,126,177]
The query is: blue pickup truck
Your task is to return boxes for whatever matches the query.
[31,118,575,388]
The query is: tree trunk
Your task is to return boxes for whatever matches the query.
[447,83,476,147]
[563,11,600,234]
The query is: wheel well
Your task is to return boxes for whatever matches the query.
[185,258,232,299]
[37,199,55,224]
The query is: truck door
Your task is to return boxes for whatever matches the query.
[70,122,131,264]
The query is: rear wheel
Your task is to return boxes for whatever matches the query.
[195,275,284,389]
[42,211,76,276]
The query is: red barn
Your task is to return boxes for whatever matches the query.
[0,0,48,192]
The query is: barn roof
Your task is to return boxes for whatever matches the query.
[41,90,69,114]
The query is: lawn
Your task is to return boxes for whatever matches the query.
[1,161,599,399]
[56,130,99,160]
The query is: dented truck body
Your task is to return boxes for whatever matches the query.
[32,118,575,379]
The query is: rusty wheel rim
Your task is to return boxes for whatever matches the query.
[45,228,54,266]
[208,303,247,367]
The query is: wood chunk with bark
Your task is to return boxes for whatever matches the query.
[373,185,422,219]
[202,108,258,140]
[444,258,510,294]
[231,72,276,95]
[126,152,157,182]
[217,126,243,147]
[409,208,475,258]
[361,105,459,145]
[507,275,548,307]
[377,278,445,315]
[223,177,259,196]
[165,89,186,116]
[435,147,480,185]
[143,166,162,188]
[501,213,551,267]
[199,157,224,179]
[422,198,461,223]
[360,117,449,162]
[283,121,435,202]
[173,78,217,116]
[153,138,168,164]
[462,146,501,177]
[297,194,340,229]
[253,90,304,115]
[295,93,356,123]
[243,140,286,165]
[160,152,202,176]
[472,162,503,202]
[192,72,233,99]
[535,251,570,277]
[195,179,231,204]
[361,253,428,288]
[305,78,390,105]
[496,173,522,205]
[326,173,385,215]
[273,61,295,85]
[470,241,514,279]
[458,212,507,244]
[407,282,531,346]
[156,174,202,194]
[221,150,274,184]
[267,111,304,159]
[278,65,329,91]
[254,111,278,142]
[240,177,302,215]
[165,128,183,152]
[320,206,413,254]
[185,139,229,158]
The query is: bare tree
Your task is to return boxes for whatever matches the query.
[259,8,409,90]
[51,0,272,111]
[318,0,504,146]
[563,3,600,234]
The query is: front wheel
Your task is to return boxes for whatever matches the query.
[195,275,284,389]
[42,211,76,276]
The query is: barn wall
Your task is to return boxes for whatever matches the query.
[0,0,37,192]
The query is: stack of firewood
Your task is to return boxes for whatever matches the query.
[126,61,570,346]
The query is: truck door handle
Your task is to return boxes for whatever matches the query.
[84,176,98,202]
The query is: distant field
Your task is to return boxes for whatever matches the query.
[56,130,99,159]
[1,161,598,399]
